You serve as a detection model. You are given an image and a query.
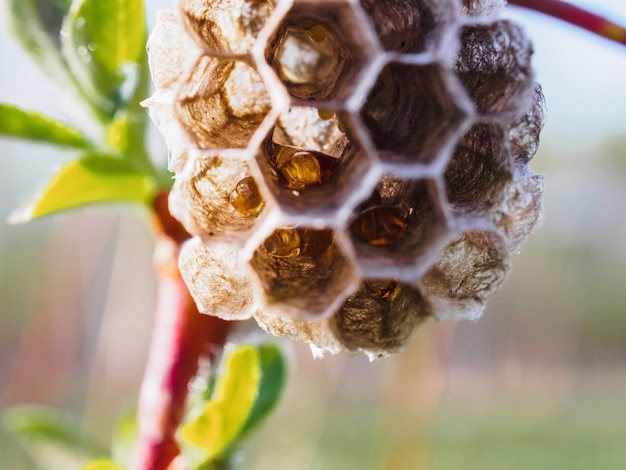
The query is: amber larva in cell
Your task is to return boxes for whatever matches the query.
[271,143,341,190]
[309,24,329,43]
[365,279,399,299]
[298,229,334,257]
[350,205,408,246]
[317,109,335,121]
[263,228,302,258]
[263,227,333,258]
[229,177,265,216]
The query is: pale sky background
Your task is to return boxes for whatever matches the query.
[506,0,626,149]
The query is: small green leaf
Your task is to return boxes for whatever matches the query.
[105,112,133,153]
[0,103,93,149]
[61,0,147,115]
[3,405,107,470]
[239,343,287,438]
[181,345,261,461]
[9,155,156,223]
[34,0,73,45]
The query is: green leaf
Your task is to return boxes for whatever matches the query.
[239,343,287,438]
[9,155,156,223]
[8,0,73,83]
[181,345,262,461]
[61,0,147,115]
[0,103,94,149]
[3,405,107,470]
[35,0,73,43]
[24,0,73,50]
[7,0,116,126]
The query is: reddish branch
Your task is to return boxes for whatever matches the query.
[134,192,231,470]
[509,0,626,46]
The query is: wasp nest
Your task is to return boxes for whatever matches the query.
[145,0,545,358]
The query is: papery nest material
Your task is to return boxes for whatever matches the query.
[145,0,545,358]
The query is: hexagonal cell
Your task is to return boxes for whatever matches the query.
[455,20,534,117]
[253,309,343,355]
[254,106,374,216]
[169,156,267,241]
[249,227,359,318]
[179,0,274,54]
[359,61,468,166]
[179,238,255,320]
[488,171,544,253]
[175,55,272,150]
[358,0,458,53]
[329,279,433,354]
[444,123,513,213]
[347,176,451,279]
[461,0,505,17]
[265,0,378,102]
[421,229,511,321]
[508,83,546,165]
[147,10,198,91]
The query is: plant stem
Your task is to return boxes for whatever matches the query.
[508,0,626,46]
[134,192,231,470]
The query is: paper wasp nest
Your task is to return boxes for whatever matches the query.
[145,0,545,358]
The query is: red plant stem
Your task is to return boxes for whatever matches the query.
[134,192,231,470]
[508,0,626,46]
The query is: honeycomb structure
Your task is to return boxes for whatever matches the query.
[145,0,545,358]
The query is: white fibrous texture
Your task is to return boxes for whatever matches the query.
[145,0,545,358]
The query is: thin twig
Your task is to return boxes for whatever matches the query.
[134,192,231,470]
[508,0,626,46]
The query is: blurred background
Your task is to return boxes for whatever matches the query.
[1,0,626,468]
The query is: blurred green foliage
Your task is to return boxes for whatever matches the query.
[434,401,626,470]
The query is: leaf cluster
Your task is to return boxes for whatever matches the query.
[2,0,167,223]
[180,343,287,468]
[3,343,287,470]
